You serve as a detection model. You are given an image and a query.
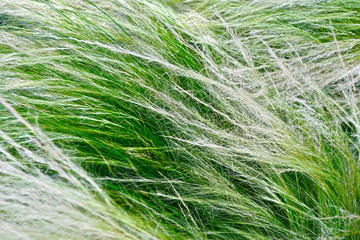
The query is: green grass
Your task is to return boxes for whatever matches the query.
[1,0,360,239]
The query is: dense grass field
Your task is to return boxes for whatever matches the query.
[1,0,360,239]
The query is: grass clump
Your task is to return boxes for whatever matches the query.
[1,0,360,239]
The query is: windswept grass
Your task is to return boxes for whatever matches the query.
[1,0,360,239]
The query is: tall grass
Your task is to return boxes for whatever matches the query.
[1,0,360,239]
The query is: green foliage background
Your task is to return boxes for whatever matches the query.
[1,0,360,239]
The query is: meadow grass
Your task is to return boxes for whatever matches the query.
[1,0,360,239]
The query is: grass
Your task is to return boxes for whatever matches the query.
[1,0,360,239]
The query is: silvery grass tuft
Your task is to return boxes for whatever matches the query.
[0,0,360,239]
